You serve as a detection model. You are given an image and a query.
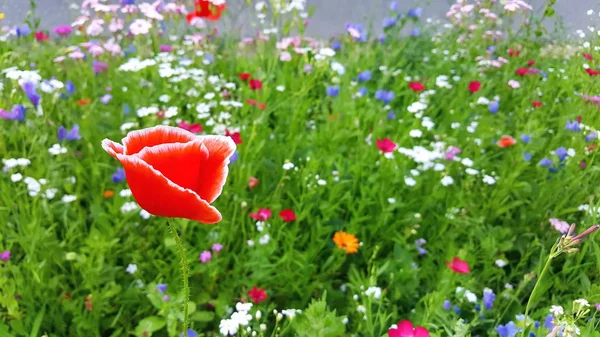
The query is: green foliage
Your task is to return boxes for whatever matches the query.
[292,295,345,337]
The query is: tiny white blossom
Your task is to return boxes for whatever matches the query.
[495,259,507,268]
[282,162,295,170]
[441,176,454,186]
[62,195,77,203]
[10,173,22,182]
[219,319,238,336]
[259,234,270,245]
[405,177,417,186]
[550,305,564,316]
[126,263,138,274]
[48,144,68,156]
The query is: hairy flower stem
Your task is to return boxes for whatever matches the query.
[169,218,189,337]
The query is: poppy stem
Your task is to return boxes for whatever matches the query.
[168,218,189,337]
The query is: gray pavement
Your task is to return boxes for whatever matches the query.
[0,0,598,37]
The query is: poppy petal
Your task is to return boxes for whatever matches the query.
[194,135,236,203]
[123,125,196,155]
[414,327,429,337]
[115,154,221,224]
[395,320,416,337]
[101,139,125,159]
[135,140,209,193]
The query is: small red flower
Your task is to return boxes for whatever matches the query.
[586,68,600,76]
[497,135,517,148]
[77,98,92,106]
[248,286,267,304]
[248,177,259,189]
[34,31,49,42]
[409,82,425,92]
[186,0,226,23]
[508,48,520,57]
[249,79,262,90]
[468,81,481,93]
[225,129,242,145]
[246,99,256,105]
[527,60,535,66]
[388,320,429,337]
[515,68,528,76]
[446,257,470,274]
[250,208,271,221]
[279,209,296,222]
[577,115,582,123]
[101,126,236,223]
[532,101,542,108]
[257,102,267,109]
[583,53,593,61]
[246,99,267,109]
[178,121,203,134]
[376,138,397,153]
[239,73,251,81]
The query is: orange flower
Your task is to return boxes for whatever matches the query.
[497,135,516,148]
[333,231,360,254]
[101,126,236,223]
[186,0,226,23]
[103,190,114,198]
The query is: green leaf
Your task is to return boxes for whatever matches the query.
[190,311,215,322]
[29,307,45,337]
[135,316,167,337]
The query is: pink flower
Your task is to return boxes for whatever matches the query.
[280,51,292,62]
[178,121,203,134]
[53,25,73,37]
[199,250,212,263]
[86,19,105,36]
[376,138,397,153]
[508,80,520,88]
[445,146,461,160]
[250,208,272,221]
[388,320,429,337]
[108,18,124,32]
[212,243,223,252]
[0,250,11,263]
[446,257,470,274]
[68,50,85,60]
[549,218,570,234]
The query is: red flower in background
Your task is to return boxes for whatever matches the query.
[468,81,481,93]
[586,68,600,76]
[77,98,92,106]
[186,0,226,23]
[279,209,296,222]
[250,208,272,221]
[376,138,397,153]
[409,82,425,92]
[248,177,259,189]
[446,257,470,274]
[497,135,517,148]
[583,53,593,61]
[508,48,520,57]
[34,31,49,42]
[239,73,251,81]
[225,129,242,145]
[246,99,267,109]
[532,101,543,108]
[388,320,429,337]
[515,68,528,76]
[101,126,236,223]
[249,79,262,90]
[178,121,203,134]
[248,286,267,304]
[527,60,535,66]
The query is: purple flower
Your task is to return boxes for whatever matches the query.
[112,168,126,183]
[22,82,40,107]
[16,25,31,37]
[555,147,568,161]
[565,120,581,132]
[443,300,451,310]
[121,0,136,4]
[415,238,427,246]
[58,125,81,142]
[199,250,212,263]
[489,101,499,114]
[93,60,109,74]
[100,94,113,104]
[0,105,26,121]
[304,64,313,73]
[483,289,496,309]
[66,80,76,95]
[417,247,427,255]
[407,7,423,18]
[326,85,340,97]
[212,243,223,252]
[229,151,239,164]
[520,134,531,143]
[157,284,167,293]
[390,1,399,11]
[357,70,372,82]
[53,25,73,37]
[0,250,10,262]
[595,303,600,311]
[410,28,420,37]
[331,41,341,50]
[162,295,170,301]
[495,321,520,337]
[539,158,552,167]
[586,131,597,142]
[378,34,386,44]
[160,45,173,52]
[382,17,396,28]
[375,90,394,104]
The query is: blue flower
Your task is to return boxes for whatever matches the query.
[523,152,532,161]
[66,80,76,95]
[16,25,31,37]
[483,289,496,309]
[331,41,341,50]
[358,70,372,82]
[357,86,368,97]
[390,1,399,11]
[585,131,597,142]
[489,101,499,114]
[543,314,554,330]
[326,86,340,97]
[204,53,214,64]
[387,111,396,120]
[539,158,552,167]
[520,134,531,143]
[157,284,167,293]
[555,147,568,161]
[112,168,126,183]
[495,321,520,337]
[121,0,135,5]
[22,82,40,108]
[453,306,461,314]
[443,300,451,310]
[123,104,131,115]
[487,46,496,53]
[345,23,367,42]
[375,90,394,104]
[565,120,581,132]
[410,28,420,37]
[229,151,239,164]
[58,125,81,142]
[379,34,386,44]
[0,104,26,121]
[407,7,423,18]
[180,329,197,337]
[382,17,397,28]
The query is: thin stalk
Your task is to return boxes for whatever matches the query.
[168,218,189,337]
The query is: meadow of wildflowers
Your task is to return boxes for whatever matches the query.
[2,0,600,336]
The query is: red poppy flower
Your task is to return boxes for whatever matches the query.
[583,53,593,61]
[101,126,236,223]
[279,209,296,222]
[257,102,267,109]
[34,31,49,42]
[409,82,425,92]
[468,81,481,93]
[239,73,251,81]
[388,320,429,337]
[186,0,226,23]
[515,68,528,76]
[178,121,203,134]
[77,98,92,106]
[250,208,271,221]
[527,60,535,66]
[225,129,242,145]
[248,286,267,304]
[249,79,262,90]
[376,138,397,153]
[497,135,516,148]
[246,99,256,105]
[586,68,600,76]
[446,257,470,274]
[508,48,520,57]
[532,101,542,108]
[248,176,259,189]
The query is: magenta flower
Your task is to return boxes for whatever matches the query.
[212,243,223,252]
[54,25,73,37]
[160,45,173,52]
[445,146,462,160]
[0,250,11,262]
[93,60,109,74]
[199,250,212,263]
